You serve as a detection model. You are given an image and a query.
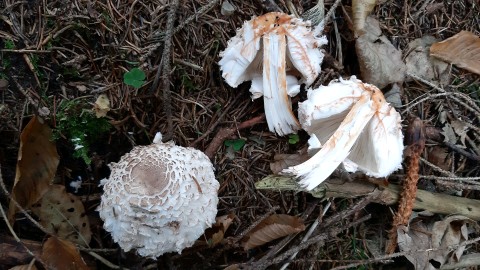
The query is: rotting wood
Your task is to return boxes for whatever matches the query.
[256,175,480,221]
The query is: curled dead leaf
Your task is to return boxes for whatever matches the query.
[93,94,110,118]
[355,17,406,89]
[31,184,91,246]
[8,116,60,224]
[430,31,480,75]
[241,214,305,250]
[199,213,236,248]
[41,237,89,270]
[270,151,309,174]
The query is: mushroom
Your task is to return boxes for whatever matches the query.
[219,12,327,136]
[97,134,219,257]
[282,77,404,190]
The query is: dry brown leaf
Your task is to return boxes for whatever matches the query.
[397,214,479,269]
[352,0,377,35]
[270,151,309,174]
[9,262,38,270]
[405,36,450,86]
[41,237,89,270]
[356,17,406,89]
[241,214,305,250]
[199,213,236,247]
[427,146,451,171]
[430,31,480,75]
[31,184,91,246]
[93,94,110,118]
[8,116,60,223]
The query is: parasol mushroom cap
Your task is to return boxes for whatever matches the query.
[97,136,219,258]
[282,77,404,190]
[219,12,327,135]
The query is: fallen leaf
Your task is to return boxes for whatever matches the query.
[397,214,479,269]
[241,214,305,250]
[93,94,110,118]
[270,151,309,174]
[356,17,406,89]
[430,31,480,75]
[199,213,236,247]
[450,120,469,148]
[41,237,89,270]
[8,116,60,223]
[405,36,450,86]
[352,0,377,35]
[31,184,91,246]
[9,262,38,270]
[428,146,451,171]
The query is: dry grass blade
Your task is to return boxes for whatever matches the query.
[430,31,480,75]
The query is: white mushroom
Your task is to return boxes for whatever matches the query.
[219,12,327,136]
[282,77,404,190]
[97,135,219,257]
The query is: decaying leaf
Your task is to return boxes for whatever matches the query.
[405,36,450,86]
[93,94,110,118]
[428,146,451,171]
[270,151,309,174]
[356,17,406,89]
[199,213,236,247]
[430,31,480,75]
[397,214,479,269]
[352,0,377,35]
[241,214,305,250]
[41,237,89,270]
[9,262,38,270]
[31,184,91,246]
[8,116,60,223]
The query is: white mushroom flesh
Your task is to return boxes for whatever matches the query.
[219,12,327,135]
[282,77,403,190]
[98,141,219,257]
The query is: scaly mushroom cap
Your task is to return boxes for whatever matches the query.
[98,141,219,258]
[283,77,403,190]
[219,12,327,135]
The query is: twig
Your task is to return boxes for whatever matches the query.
[204,114,265,159]
[159,0,179,141]
[279,200,332,270]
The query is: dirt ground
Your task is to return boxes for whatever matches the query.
[0,0,479,269]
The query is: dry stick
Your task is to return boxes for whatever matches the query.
[159,0,179,141]
[279,200,332,270]
[204,114,265,159]
[387,118,426,254]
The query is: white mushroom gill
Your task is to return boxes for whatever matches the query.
[97,139,219,258]
[282,77,404,190]
[219,12,327,136]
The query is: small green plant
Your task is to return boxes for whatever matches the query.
[53,99,111,164]
[224,139,246,151]
[123,68,145,88]
[288,134,300,144]
[4,39,15,49]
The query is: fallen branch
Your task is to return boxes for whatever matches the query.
[256,175,480,220]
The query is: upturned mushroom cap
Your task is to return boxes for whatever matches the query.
[97,139,219,258]
[282,77,404,190]
[219,12,327,135]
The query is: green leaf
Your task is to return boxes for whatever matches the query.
[288,134,300,144]
[123,68,146,88]
[224,139,246,151]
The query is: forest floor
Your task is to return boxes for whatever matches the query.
[0,0,479,269]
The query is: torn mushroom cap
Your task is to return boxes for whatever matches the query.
[219,12,327,135]
[97,138,219,258]
[282,77,404,190]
